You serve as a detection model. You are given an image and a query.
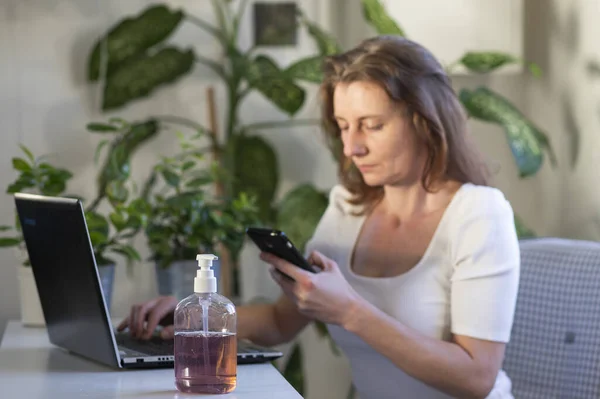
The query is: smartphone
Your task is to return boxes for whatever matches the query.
[245,227,315,275]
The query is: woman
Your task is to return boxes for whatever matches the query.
[119,36,520,399]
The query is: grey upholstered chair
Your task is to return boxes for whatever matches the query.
[502,237,600,398]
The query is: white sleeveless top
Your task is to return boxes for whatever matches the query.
[304,183,520,399]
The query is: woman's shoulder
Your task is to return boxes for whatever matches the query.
[454,183,514,218]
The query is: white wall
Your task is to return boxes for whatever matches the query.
[0,0,336,330]
[1,0,598,398]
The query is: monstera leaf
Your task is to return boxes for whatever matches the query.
[360,0,405,37]
[459,87,553,177]
[229,134,279,224]
[102,47,195,111]
[244,55,305,116]
[276,184,328,252]
[88,5,184,81]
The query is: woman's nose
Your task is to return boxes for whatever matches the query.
[342,129,366,158]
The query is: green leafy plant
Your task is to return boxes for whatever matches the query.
[0,145,74,264]
[141,132,261,269]
[1,144,144,269]
[86,118,160,212]
[85,0,335,294]
[85,199,146,267]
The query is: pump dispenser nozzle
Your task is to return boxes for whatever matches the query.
[195,254,218,293]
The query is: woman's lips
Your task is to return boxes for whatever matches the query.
[357,164,376,172]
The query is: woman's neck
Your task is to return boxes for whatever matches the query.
[380,179,461,221]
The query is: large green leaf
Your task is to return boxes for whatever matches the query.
[360,0,405,37]
[102,47,195,111]
[456,52,543,77]
[93,120,158,210]
[285,56,323,83]
[88,5,184,81]
[12,158,31,172]
[87,123,119,132]
[0,237,21,247]
[458,52,518,74]
[245,55,305,116]
[85,211,110,243]
[459,87,549,177]
[229,135,278,224]
[276,184,328,252]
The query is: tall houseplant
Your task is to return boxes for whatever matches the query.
[84,1,336,297]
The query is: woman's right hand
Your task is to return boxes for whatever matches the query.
[117,296,178,340]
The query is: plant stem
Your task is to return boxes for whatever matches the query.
[194,55,227,80]
[233,0,249,40]
[87,195,103,213]
[226,86,240,142]
[243,118,320,131]
[185,14,221,39]
[155,115,210,133]
[211,0,231,44]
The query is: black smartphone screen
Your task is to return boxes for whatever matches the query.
[245,227,315,274]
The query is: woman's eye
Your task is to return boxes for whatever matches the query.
[366,124,383,131]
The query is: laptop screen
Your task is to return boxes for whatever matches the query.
[14,193,121,368]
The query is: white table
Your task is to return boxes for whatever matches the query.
[0,321,302,399]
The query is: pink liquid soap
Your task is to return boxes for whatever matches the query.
[174,331,237,394]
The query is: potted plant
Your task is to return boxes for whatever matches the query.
[1,145,73,326]
[83,1,335,299]
[84,197,146,311]
[1,144,143,324]
[140,132,260,300]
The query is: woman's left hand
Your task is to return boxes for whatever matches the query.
[260,250,363,327]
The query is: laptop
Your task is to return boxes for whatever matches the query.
[14,192,283,369]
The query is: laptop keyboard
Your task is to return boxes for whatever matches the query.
[116,333,174,356]
[115,333,278,361]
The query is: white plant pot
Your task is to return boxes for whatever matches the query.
[18,266,45,327]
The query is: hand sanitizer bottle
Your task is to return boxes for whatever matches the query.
[174,254,237,394]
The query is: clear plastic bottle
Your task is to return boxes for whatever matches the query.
[174,254,237,394]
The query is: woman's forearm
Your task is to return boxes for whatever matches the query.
[344,299,495,399]
[237,296,311,347]
[237,303,285,346]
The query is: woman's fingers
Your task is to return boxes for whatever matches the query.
[261,252,312,281]
[127,298,158,338]
[142,300,176,339]
[307,250,332,271]
[129,305,139,337]
[269,267,297,299]
[117,316,129,332]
